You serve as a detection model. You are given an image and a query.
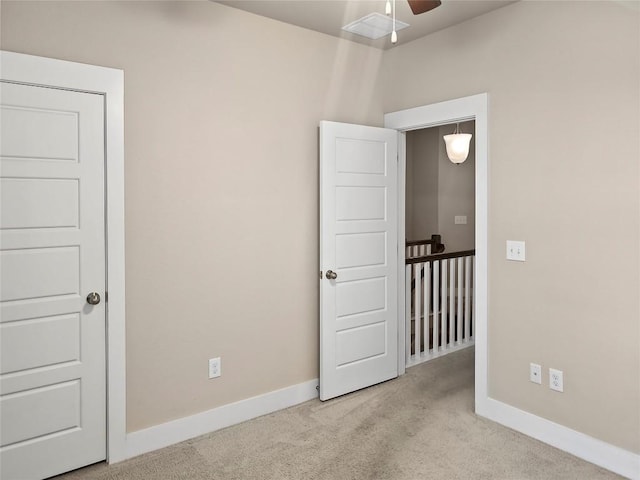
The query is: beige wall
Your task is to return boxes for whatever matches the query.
[406,121,475,252]
[437,122,475,252]
[2,0,639,457]
[384,0,640,453]
[0,0,384,432]
[406,127,439,240]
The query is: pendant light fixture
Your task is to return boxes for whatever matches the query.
[443,124,472,164]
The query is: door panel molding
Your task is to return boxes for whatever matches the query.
[319,121,398,401]
[0,50,126,463]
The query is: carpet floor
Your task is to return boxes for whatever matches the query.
[55,347,622,479]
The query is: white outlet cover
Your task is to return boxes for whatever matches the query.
[549,368,563,392]
[529,363,542,384]
[208,357,221,379]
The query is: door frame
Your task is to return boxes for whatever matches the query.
[1,51,127,462]
[384,93,488,411]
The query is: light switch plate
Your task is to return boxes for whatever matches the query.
[506,240,526,261]
[454,215,467,225]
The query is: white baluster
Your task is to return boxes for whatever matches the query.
[441,259,448,351]
[457,257,463,344]
[424,261,430,355]
[414,263,421,357]
[433,260,439,352]
[464,256,471,342]
[449,259,455,347]
[405,265,412,362]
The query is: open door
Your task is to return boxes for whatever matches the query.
[319,121,398,401]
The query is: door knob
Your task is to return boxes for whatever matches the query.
[86,292,101,305]
[325,270,338,280]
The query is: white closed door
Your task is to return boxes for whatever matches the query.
[319,121,398,401]
[0,81,106,479]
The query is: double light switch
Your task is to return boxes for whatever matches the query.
[506,240,526,261]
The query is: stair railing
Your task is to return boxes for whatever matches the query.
[405,249,475,366]
[405,234,445,259]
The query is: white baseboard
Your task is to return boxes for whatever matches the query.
[121,379,639,479]
[406,341,475,369]
[124,379,319,460]
[477,396,640,480]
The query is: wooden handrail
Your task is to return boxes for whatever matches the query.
[406,249,475,265]
[406,234,445,254]
[406,234,441,247]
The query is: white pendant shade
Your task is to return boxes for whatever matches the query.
[444,133,472,164]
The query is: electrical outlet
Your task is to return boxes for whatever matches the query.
[529,363,542,384]
[208,357,221,379]
[549,368,563,392]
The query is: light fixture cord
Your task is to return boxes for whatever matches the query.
[391,0,397,44]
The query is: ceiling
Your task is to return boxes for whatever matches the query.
[215,0,517,49]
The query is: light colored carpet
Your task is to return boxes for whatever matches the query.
[56,348,622,479]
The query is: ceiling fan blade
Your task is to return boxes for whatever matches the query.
[407,0,442,15]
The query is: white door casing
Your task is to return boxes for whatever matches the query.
[319,121,398,401]
[384,93,488,410]
[0,50,126,465]
[0,82,106,478]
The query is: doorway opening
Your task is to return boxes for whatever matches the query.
[384,92,489,411]
[404,121,476,368]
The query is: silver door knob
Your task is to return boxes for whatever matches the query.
[86,292,101,305]
[325,270,338,280]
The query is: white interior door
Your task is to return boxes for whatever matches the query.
[0,81,106,479]
[319,120,398,401]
